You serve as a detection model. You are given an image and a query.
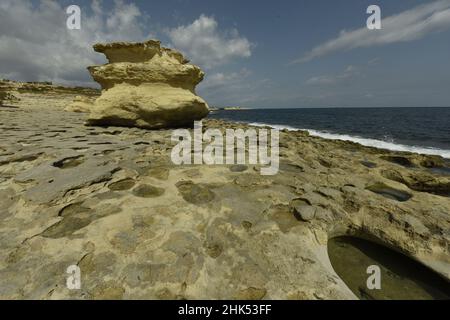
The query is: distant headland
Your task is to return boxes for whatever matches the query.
[209,106,251,111]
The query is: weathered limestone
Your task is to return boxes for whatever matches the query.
[0,79,99,110]
[0,91,6,106]
[64,96,95,113]
[0,90,19,106]
[0,99,449,300]
[86,40,209,129]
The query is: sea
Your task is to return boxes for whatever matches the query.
[207,107,450,159]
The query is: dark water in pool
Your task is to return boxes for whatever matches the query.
[328,237,450,300]
[208,107,450,158]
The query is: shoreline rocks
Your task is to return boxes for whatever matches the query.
[86,40,209,129]
[0,91,20,106]
[0,93,448,300]
[0,79,99,110]
[64,96,95,113]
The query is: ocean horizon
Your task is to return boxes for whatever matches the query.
[209,107,450,159]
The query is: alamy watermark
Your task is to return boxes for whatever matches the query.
[66,4,382,31]
[66,264,81,290]
[367,5,382,30]
[65,262,381,292]
[66,5,81,30]
[171,121,279,175]
[366,265,381,290]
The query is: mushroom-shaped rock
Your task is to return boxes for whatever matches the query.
[86,40,209,129]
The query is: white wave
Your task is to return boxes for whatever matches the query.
[247,121,450,159]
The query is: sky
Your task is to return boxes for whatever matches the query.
[1,0,450,108]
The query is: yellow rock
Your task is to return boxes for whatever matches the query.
[64,95,94,113]
[86,40,209,129]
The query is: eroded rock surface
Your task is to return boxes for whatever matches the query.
[0,105,449,300]
[86,40,209,129]
[0,79,99,110]
[64,96,95,113]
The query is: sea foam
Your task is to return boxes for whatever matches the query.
[247,122,450,159]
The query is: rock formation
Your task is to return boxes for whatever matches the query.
[0,90,19,107]
[0,79,98,110]
[0,91,6,106]
[64,96,94,113]
[0,79,449,299]
[86,40,209,129]
[1,94,449,299]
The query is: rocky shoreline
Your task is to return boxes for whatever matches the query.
[0,79,99,110]
[0,100,449,299]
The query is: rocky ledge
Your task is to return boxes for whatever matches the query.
[0,79,99,110]
[0,102,449,299]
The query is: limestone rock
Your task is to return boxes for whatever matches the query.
[0,79,99,110]
[291,198,316,221]
[64,96,94,113]
[1,104,450,300]
[381,168,450,197]
[0,90,19,106]
[0,91,5,106]
[86,40,209,129]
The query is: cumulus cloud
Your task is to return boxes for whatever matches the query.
[294,0,450,63]
[0,0,148,86]
[0,2,255,107]
[197,68,272,107]
[167,14,252,69]
[200,68,252,90]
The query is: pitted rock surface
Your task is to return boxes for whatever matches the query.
[0,106,449,300]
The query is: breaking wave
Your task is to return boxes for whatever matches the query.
[247,122,450,159]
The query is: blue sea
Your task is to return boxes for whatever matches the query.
[208,107,450,159]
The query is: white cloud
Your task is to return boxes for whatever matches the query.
[0,0,148,86]
[367,57,381,66]
[294,0,450,63]
[200,68,252,90]
[306,65,360,85]
[167,15,252,69]
[197,69,272,107]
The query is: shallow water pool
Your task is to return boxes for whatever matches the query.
[327,236,450,300]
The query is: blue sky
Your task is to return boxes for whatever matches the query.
[1,0,450,108]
